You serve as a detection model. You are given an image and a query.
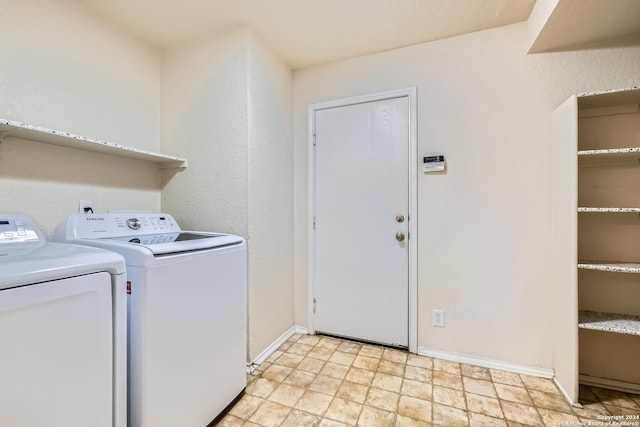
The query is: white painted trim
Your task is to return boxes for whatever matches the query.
[249,326,311,371]
[307,87,418,353]
[294,325,310,335]
[554,376,577,407]
[307,104,316,336]
[418,347,555,379]
[250,326,297,366]
[579,375,640,395]
[407,88,418,354]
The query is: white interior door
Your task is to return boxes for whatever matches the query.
[313,95,410,347]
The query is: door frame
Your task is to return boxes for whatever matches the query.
[307,87,418,353]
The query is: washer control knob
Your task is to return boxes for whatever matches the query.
[127,218,141,230]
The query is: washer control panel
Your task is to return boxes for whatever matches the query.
[116,216,177,233]
[70,213,181,238]
[0,215,43,244]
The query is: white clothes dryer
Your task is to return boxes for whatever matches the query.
[0,214,127,427]
[54,212,247,427]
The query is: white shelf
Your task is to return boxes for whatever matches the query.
[529,0,640,55]
[578,88,640,110]
[578,147,640,161]
[579,310,640,336]
[578,207,640,213]
[578,262,640,274]
[0,119,186,168]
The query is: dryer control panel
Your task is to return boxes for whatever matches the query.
[0,215,43,244]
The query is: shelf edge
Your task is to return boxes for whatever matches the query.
[578,147,640,156]
[578,310,640,336]
[578,207,640,213]
[578,262,640,274]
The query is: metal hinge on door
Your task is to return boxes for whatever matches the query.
[313,298,317,314]
[313,134,316,147]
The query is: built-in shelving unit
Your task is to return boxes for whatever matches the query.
[575,88,640,395]
[552,87,640,404]
[0,118,187,168]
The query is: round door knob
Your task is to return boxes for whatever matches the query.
[395,232,405,242]
[396,215,405,223]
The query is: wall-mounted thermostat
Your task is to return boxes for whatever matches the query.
[423,155,445,173]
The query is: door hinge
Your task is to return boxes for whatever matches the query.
[313,134,316,147]
[313,298,317,314]
[313,216,316,230]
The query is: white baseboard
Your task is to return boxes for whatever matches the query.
[250,325,310,368]
[250,333,556,382]
[417,347,554,379]
[580,374,640,394]
[294,325,310,335]
[553,376,579,407]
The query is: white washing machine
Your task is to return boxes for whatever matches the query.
[54,212,247,427]
[0,214,127,427]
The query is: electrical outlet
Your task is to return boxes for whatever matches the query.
[79,199,93,213]
[432,309,445,327]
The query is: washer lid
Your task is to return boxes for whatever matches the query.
[0,242,126,290]
[54,212,246,261]
[98,232,243,255]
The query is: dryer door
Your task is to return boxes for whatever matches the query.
[0,272,113,427]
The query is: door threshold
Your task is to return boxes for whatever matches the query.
[314,331,408,351]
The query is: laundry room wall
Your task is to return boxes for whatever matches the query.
[247,33,295,360]
[162,29,295,361]
[161,29,250,237]
[293,22,640,371]
[0,0,163,236]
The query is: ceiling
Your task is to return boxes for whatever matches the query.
[72,0,536,69]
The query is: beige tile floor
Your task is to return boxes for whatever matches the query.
[219,334,640,427]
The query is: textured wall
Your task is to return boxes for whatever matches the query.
[0,0,163,236]
[293,22,640,370]
[162,29,295,360]
[161,30,249,237]
[247,34,295,360]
